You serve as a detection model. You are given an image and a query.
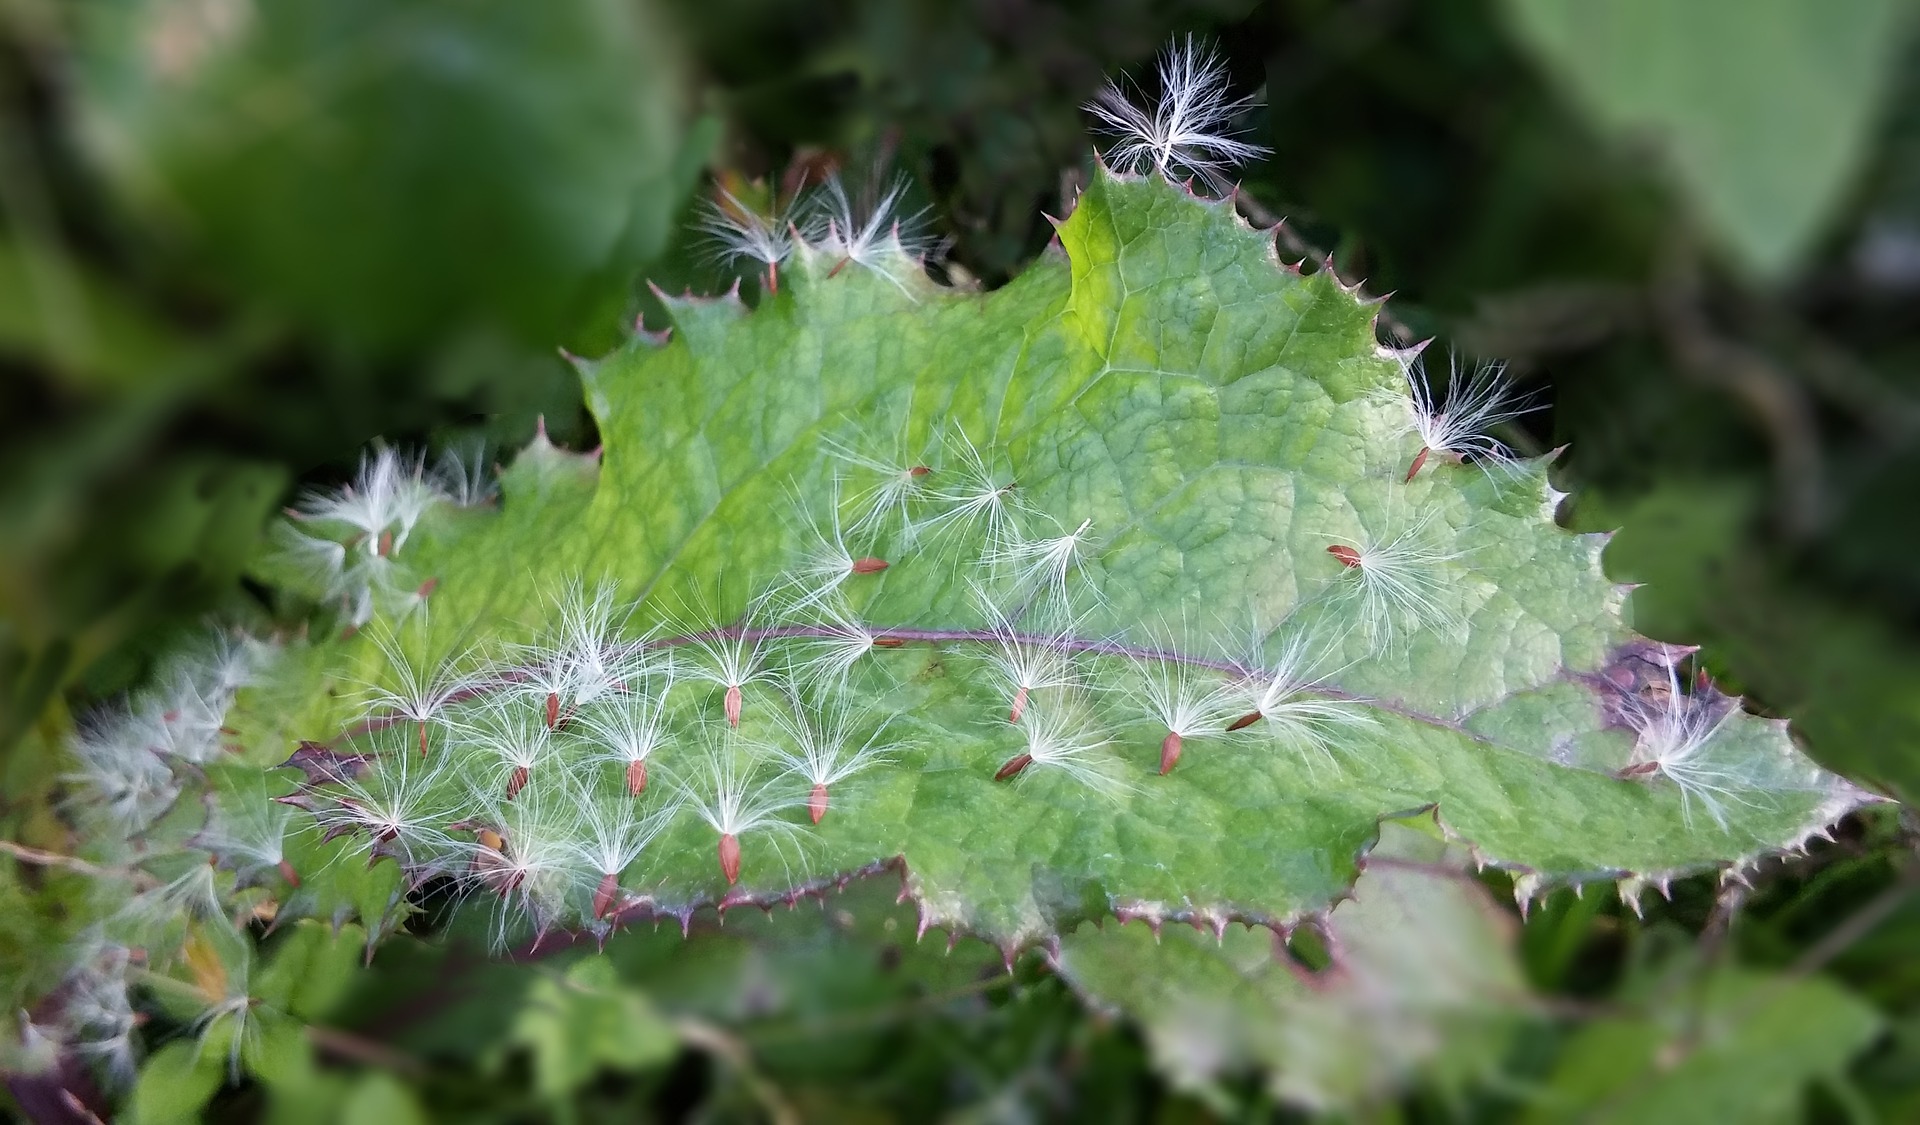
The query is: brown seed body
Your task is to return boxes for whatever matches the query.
[718,833,742,885]
[544,692,560,730]
[507,765,530,800]
[809,783,830,824]
[626,759,649,796]
[594,871,620,919]
[851,556,890,574]
[1327,544,1363,568]
[1009,685,1029,724]
[377,529,394,558]
[1404,446,1431,482]
[1226,710,1263,732]
[724,684,743,728]
[994,753,1034,781]
[1159,731,1183,775]
[277,859,302,888]
[417,720,429,757]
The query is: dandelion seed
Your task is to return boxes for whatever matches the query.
[173,629,275,701]
[578,665,677,796]
[1324,507,1466,649]
[66,701,184,833]
[58,943,141,1086]
[685,628,771,729]
[978,594,1082,723]
[699,185,798,294]
[804,173,938,298]
[768,699,897,824]
[822,429,937,545]
[454,701,555,800]
[1394,356,1540,480]
[513,579,649,727]
[453,780,589,943]
[1230,632,1372,758]
[673,736,807,885]
[311,746,458,871]
[359,632,476,755]
[1085,35,1269,192]
[768,490,891,614]
[988,517,1099,610]
[290,446,444,558]
[1134,658,1237,774]
[781,603,890,690]
[117,861,227,933]
[197,778,299,887]
[917,432,1025,556]
[561,781,674,919]
[1616,656,1758,830]
[999,707,1130,798]
[431,439,499,508]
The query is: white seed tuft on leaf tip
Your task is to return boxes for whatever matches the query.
[1085,35,1270,193]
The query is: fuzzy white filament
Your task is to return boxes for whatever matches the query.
[822,429,937,546]
[1086,36,1269,191]
[988,517,1099,610]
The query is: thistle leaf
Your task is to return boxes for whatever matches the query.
[87,170,1871,959]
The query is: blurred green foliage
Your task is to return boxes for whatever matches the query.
[5,0,1920,1120]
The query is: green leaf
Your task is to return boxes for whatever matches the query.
[501,958,679,1101]
[254,920,367,1021]
[1525,968,1883,1123]
[74,0,690,347]
[145,169,1865,956]
[127,1041,225,1125]
[338,1072,430,1125]
[1500,0,1909,278]
[1056,818,1531,1112]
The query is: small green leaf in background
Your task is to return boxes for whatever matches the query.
[339,1071,431,1125]
[1056,818,1533,1114]
[254,920,367,1022]
[1501,0,1910,278]
[1526,968,1883,1123]
[73,0,690,349]
[500,958,679,1101]
[127,1041,225,1125]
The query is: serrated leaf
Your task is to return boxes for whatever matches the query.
[186,169,1865,952]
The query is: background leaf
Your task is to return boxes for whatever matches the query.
[1501,0,1909,277]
